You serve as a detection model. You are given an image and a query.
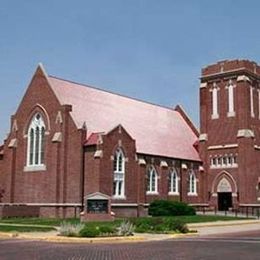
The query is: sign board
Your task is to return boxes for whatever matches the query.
[86,199,108,214]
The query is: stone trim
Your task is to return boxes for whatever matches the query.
[23,165,46,172]
[237,75,251,82]
[200,82,207,88]
[237,129,255,138]
[8,138,17,148]
[208,144,238,150]
[138,158,146,165]
[94,150,103,158]
[181,163,187,170]
[111,203,138,207]
[227,111,236,117]
[160,160,168,168]
[52,132,62,143]
[199,133,208,141]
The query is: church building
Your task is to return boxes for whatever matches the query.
[0,59,260,218]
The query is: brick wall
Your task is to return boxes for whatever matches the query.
[199,59,260,208]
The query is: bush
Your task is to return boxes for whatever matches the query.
[165,218,189,233]
[79,225,100,237]
[59,222,84,237]
[130,217,189,234]
[148,200,196,216]
[99,225,117,235]
[117,220,135,236]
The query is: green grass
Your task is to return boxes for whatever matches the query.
[0,215,246,226]
[0,218,80,226]
[0,225,56,233]
[168,215,247,223]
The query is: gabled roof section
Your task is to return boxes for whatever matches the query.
[85,132,104,146]
[174,105,199,137]
[47,76,200,161]
[106,124,135,141]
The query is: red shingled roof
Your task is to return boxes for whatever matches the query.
[48,76,200,161]
[85,133,103,146]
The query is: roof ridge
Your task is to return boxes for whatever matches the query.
[48,75,176,112]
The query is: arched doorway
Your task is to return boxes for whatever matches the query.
[217,177,232,211]
[212,171,238,211]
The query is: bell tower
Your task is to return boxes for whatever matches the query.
[199,60,260,209]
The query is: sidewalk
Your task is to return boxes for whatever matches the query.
[188,219,260,236]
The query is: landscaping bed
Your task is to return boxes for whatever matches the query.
[0,215,247,237]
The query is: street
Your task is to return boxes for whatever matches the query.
[1,230,260,260]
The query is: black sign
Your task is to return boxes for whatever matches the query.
[87,199,108,214]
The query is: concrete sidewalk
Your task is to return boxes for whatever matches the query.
[188,219,260,236]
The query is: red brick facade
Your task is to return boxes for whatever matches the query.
[7,60,259,218]
[199,59,260,210]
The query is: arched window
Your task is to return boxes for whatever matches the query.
[169,168,179,194]
[188,170,197,195]
[147,166,158,194]
[27,113,46,167]
[113,148,125,198]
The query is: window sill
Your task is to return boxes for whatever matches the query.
[24,165,46,172]
[227,111,236,117]
[146,192,159,195]
[187,192,198,197]
[210,164,238,169]
[112,196,126,200]
[168,192,180,196]
[211,114,219,120]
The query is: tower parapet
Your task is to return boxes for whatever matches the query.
[201,59,260,79]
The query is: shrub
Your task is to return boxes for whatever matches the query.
[117,220,135,236]
[165,218,189,233]
[59,222,84,237]
[148,200,196,216]
[99,225,117,235]
[130,217,189,234]
[79,225,100,237]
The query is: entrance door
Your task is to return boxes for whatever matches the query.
[218,192,232,211]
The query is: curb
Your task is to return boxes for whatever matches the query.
[42,235,146,244]
[0,232,146,244]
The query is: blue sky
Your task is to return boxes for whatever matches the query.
[1,0,260,141]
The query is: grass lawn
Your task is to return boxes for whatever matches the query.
[0,215,247,226]
[168,215,247,223]
[0,224,56,233]
[0,218,80,226]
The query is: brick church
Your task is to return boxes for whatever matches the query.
[0,59,260,218]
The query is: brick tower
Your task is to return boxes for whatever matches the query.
[199,60,260,210]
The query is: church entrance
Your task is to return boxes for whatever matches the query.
[215,175,235,211]
[218,192,232,211]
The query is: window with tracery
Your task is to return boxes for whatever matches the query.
[169,169,179,194]
[27,113,45,167]
[147,166,158,193]
[188,170,197,195]
[113,148,125,198]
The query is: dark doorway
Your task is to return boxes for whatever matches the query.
[218,192,232,211]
